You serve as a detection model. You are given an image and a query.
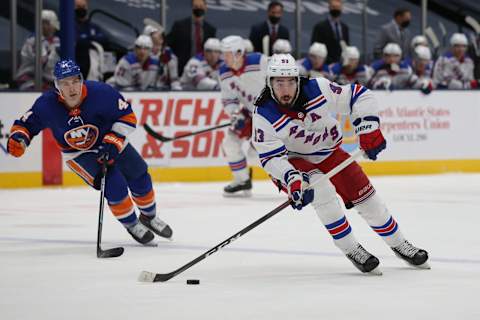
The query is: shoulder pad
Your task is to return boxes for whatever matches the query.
[245,52,262,66]
[125,52,138,64]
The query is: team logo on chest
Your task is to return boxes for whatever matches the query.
[64,124,99,150]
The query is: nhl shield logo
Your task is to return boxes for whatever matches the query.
[64,124,99,150]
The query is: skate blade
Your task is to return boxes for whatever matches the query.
[143,241,158,247]
[413,262,431,270]
[223,190,252,198]
[366,268,383,276]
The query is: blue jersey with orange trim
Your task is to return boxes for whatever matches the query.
[252,77,380,184]
[11,80,137,160]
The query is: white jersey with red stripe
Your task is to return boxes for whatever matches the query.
[219,52,268,115]
[180,53,222,90]
[252,77,380,184]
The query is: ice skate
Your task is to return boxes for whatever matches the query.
[223,167,252,197]
[346,243,382,275]
[139,214,173,239]
[223,179,252,197]
[392,240,430,269]
[127,221,155,245]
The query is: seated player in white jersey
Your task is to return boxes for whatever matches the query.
[330,46,372,86]
[180,38,223,90]
[433,33,477,89]
[297,42,333,80]
[369,43,412,90]
[252,54,429,274]
[7,59,172,245]
[219,35,268,196]
[272,39,292,54]
[107,35,160,91]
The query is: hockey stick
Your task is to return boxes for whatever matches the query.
[143,122,231,143]
[465,16,480,35]
[97,159,124,258]
[138,149,364,282]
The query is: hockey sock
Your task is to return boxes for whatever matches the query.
[311,175,358,253]
[229,158,249,182]
[132,189,156,218]
[108,196,138,228]
[355,194,405,247]
[128,172,156,218]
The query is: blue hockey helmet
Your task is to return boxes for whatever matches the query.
[54,59,82,80]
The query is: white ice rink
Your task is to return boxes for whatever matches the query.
[1,174,479,320]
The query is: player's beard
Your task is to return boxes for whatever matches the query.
[278,95,294,108]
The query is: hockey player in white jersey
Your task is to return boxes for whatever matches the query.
[180,38,222,90]
[253,54,429,274]
[107,35,159,91]
[408,46,434,93]
[219,35,268,196]
[330,46,372,86]
[369,43,412,90]
[297,42,332,79]
[272,39,292,54]
[433,33,477,89]
[15,10,60,90]
[142,25,182,91]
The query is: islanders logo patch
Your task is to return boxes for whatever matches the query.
[64,124,99,151]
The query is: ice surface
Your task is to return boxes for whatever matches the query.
[1,174,479,319]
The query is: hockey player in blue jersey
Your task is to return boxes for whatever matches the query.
[252,54,429,274]
[7,59,172,245]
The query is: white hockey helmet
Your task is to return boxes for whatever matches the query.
[267,54,300,105]
[243,39,254,53]
[134,35,153,49]
[450,33,468,46]
[414,45,431,60]
[309,42,328,58]
[42,10,59,30]
[204,38,221,51]
[272,39,292,54]
[220,35,245,55]
[383,43,402,56]
[143,24,164,36]
[411,35,428,48]
[342,46,360,63]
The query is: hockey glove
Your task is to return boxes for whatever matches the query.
[359,129,386,160]
[286,170,314,211]
[7,131,30,158]
[231,109,253,139]
[420,80,433,95]
[97,132,125,165]
[231,111,246,130]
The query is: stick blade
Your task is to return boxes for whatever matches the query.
[138,271,174,283]
[138,271,157,282]
[97,247,124,258]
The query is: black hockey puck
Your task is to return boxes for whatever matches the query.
[186,279,200,285]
